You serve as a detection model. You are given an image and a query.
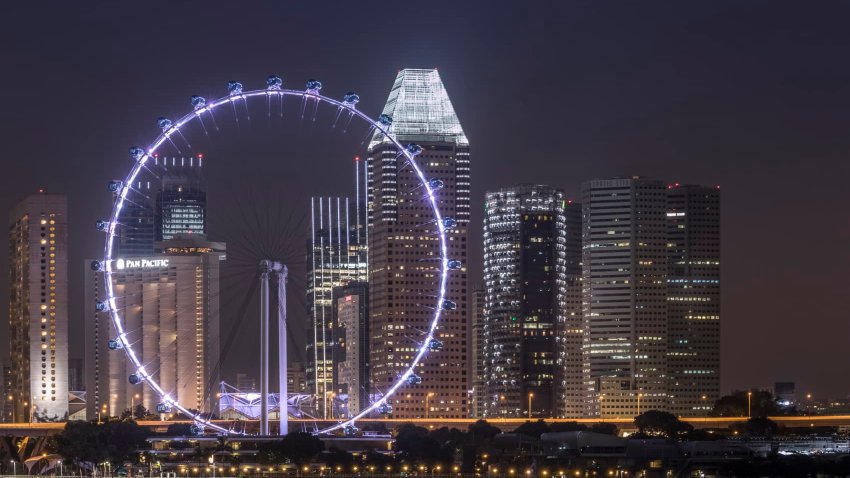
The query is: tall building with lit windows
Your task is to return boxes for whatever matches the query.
[482,185,580,418]
[8,191,69,421]
[581,177,668,418]
[469,287,485,418]
[117,155,206,257]
[666,184,720,416]
[306,195,367,418]
[367,68,470,418]
[84,235,224,416]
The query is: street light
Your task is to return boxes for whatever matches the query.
[425,392,435,419]
[747,391,752,418]
[636,393,643,416]
[132,393,140,419]
[527,392,534,419]
[10,460,16,475]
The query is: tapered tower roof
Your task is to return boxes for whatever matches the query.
[369,68,468,149]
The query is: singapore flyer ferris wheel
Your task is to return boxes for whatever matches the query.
[91,75,458,436]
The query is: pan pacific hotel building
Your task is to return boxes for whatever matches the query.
[85,236,224,419]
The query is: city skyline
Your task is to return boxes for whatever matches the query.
[1,1,849,402]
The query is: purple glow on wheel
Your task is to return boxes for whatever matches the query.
[102,84,451,435]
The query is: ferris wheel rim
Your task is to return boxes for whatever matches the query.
[100,82,451,435]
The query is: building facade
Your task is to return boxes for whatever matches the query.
[482,185,579,418]
[469,287,485,418]
[84,236,224,418]
[117,155,206,257]
[581,178,668,418]
[332,282,369,417]
[666,184,720,416]
[367,69,470,418]
[368,68,470,418]
[8,192,69,421]
[306,196,368,418]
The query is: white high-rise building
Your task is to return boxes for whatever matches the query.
[85,236,224,417]
[368,68,470,418]
[581,177,668,418]
[8,191,69,421]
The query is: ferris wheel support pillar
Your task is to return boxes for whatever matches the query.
[259,261,271,435]
[277,265,289,436]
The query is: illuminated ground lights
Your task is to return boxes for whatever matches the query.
[98,77,453,435]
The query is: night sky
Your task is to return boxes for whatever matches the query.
[2,1,849,398]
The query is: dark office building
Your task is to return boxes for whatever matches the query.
[666,183,721,416]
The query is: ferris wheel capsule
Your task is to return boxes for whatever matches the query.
[95,220,109,232]
[342,92,360,106]
[429,178,445,189]
[305,79,322,94]
[441,299,457,311]
[128,374,142,385]
[266,75,283,90]
[157,117,174,131]
[155,402,172,413]
[441,217,457,229]
[95,300,110,312]
[190,95,207,110]
[190,424,203,435]
[378,114,393,127]
[90,260,103,271]
[405,144,423,156]
[343,424,359,436]
[129,146,145,160]
[107,339,123,350]
[447,259,462,270]
[377,403,393,415]
[107,180,123,193]
[227,81,243,96]
[406,374,423,386]
[428,339,444,352]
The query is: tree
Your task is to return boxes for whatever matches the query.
[322,447,354,468]
[731,417,779,437]
[467,420,500,443]
[512,420,551,438]
[56,420,149,466]
[634,410,693,438]
[711,390,782,418]
[279,432,324,465]
[394,424,451,464]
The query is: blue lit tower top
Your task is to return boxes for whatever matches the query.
[369,69,468,148]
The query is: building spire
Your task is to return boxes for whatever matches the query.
[369,69,468,149]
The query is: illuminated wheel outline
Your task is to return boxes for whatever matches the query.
[100,79,451,435]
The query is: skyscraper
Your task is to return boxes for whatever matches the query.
[666,184,721,416]
[8,191,69,421]
[156,156,207,242]
[469,287,485,418]
[333,281,369,417]
[306,196,367,418]
[482,185,579,418]
[117,155,206,257]
[368,68,470,418]
[582,177,668,418]
[556,199,584,418]
[84,236,224,417]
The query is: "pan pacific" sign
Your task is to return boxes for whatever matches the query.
[115,258,170,270]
